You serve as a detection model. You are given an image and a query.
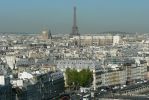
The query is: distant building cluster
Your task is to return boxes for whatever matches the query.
[0,32,65,100]
[0,29,149,99]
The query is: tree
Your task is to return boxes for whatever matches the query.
[79,69,93,87]
[65,68,93,89]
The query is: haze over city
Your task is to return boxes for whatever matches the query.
[1,0,149,100]
[0,0,149,34]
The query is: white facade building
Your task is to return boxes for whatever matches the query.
[5,55,16,69]
[101,70,127,86]
[113,35,121,45]
[0,75,5,85]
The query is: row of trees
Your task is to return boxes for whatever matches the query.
[65,68,93,88]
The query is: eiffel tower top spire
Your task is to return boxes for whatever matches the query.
[70,6,80,36]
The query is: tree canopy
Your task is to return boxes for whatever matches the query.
[65,68,93,88]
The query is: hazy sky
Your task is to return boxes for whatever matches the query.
[0,0,148,34]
